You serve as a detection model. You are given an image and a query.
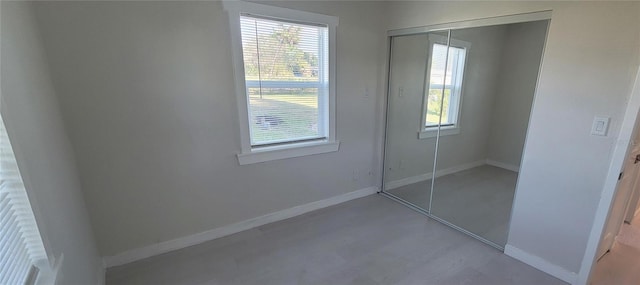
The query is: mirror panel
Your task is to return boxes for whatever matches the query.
[383,31,448,211]
[382,19,549,248]
[430,21,549,246]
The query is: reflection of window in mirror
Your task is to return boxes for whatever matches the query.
[419,35,469,139]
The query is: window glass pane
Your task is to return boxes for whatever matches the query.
[248,87,319,143]
[429,44,449,86]
[240,15,328,146]
[426,44,448,127]
[426,88,451,127]
[426,44,464,127]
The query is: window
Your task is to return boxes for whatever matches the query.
[0,115,50,284]
[420,36,469,139]
[224,2,339,165]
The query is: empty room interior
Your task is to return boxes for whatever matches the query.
[1,1,640,285]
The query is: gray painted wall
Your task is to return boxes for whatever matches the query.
[385,26,508,183]
[486,21,548,169]
[387,1,640,274]
[32,1,387,256]
[14,1,640,280]
[434,26,508,170]
[385,33,437,182]
[1,2,103,283]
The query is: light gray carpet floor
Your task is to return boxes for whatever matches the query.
[106,195,564,285]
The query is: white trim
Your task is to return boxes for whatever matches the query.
[223,1,338,27]
[237,140,339,165]
[419,35,470,138]
[35,253,62,285]
[418,126,460,139]
[485,159,520,173]
[225,2,252,153]
[385,160,485,190]
[577,67,640,285]
[505,244,577,284]
[379,32,394,195]
[388,11,552,36]
[223,1,339,163]
[386,173,431,191]
[103,186,378,268]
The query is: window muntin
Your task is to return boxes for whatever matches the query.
[240,15,329,147]
[425,43,467,129]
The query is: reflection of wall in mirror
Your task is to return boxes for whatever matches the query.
[486,21,548,170]
[385,22,547,189]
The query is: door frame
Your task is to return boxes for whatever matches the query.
[624,172,640,223]
[595,110,640,260]
[577,66,640,284]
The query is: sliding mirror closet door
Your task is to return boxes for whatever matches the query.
[430,21,549,247]
[383,31,449,210]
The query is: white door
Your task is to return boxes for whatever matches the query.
[624,176,640,223]
[596,115,640,260]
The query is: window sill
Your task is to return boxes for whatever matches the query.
[237,140,340,165]
[418,127,460,139]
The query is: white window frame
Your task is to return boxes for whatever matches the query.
[224,1,339,165]
[419,35,470,139]
[0,114,56,285]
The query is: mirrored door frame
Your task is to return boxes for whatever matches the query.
[380,10,552,251]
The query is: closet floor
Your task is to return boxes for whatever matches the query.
[386,165,517,246]
[106,195,564,285]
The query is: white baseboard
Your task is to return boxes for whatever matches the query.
[96,265,106,285]
[385,173,432,190]
[103,186,379,268]
[485,159,520,172]
[385,160,485,190]
[504,244,577,284]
